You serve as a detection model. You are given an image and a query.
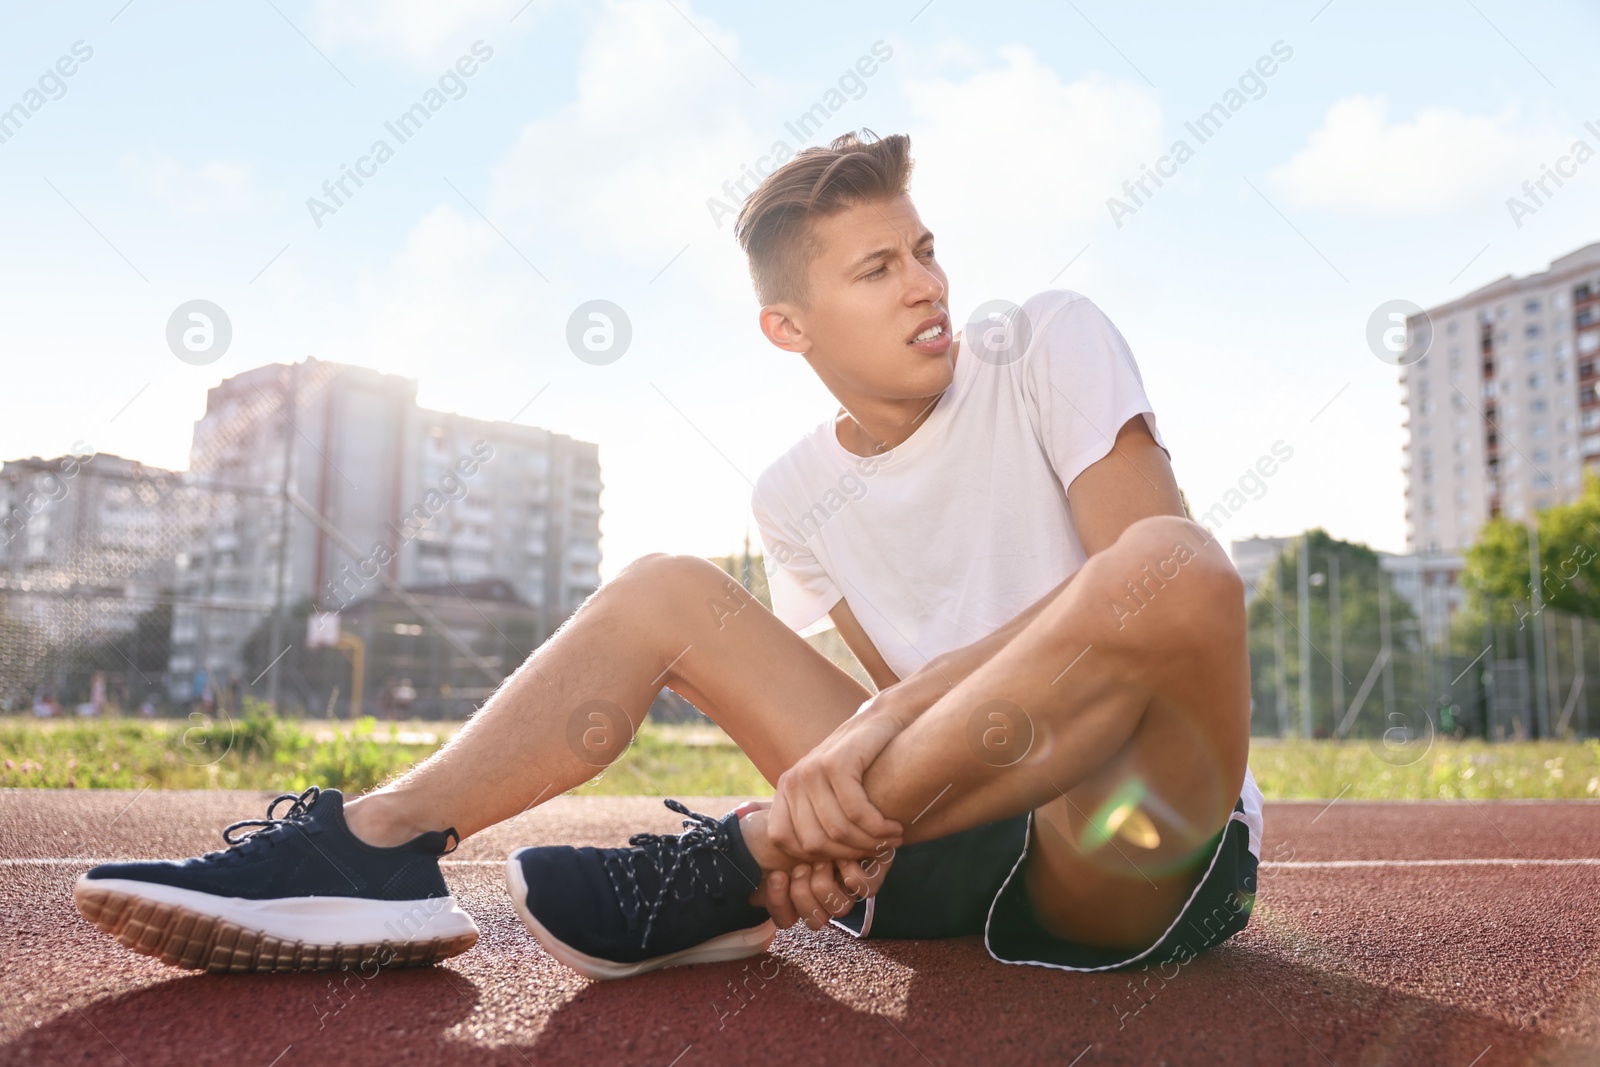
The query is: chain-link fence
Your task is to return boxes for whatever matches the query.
[0,360,613,723]
[1248,560,1597,743]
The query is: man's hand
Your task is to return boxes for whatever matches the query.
[742,800,896,931]
[761,848,896,931]
[765,696,912,863]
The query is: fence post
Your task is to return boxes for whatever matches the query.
[1298,534,1312,738]
[1528,523,1551,738]
[1378,576,1394,722]
[1483,616,1496,740]
[1543,608,1562,739]
[1515,609,1532,739]
[1273,606,1290,738]
[1330,554,1343,731]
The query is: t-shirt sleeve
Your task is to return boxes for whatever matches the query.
[1019,291,1168,493]
[751,485,842,636]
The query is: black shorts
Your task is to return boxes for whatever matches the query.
[831,797,1258,971]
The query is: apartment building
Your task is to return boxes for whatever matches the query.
[0,452,180,631]
[167,357,601,700]
[1403,241,1600,553]
[0,453,182,705]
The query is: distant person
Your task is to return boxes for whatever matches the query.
[32,692,52,719]
[74,132,1259,984]
[393,678,417,718]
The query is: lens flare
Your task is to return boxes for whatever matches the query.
[1079,777,1163,852]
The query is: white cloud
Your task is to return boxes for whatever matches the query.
[311,0,530,63]
[484,0,760,278]
[1267,95,1559,215]
[119,154,254,213]
[299,0,785,572]
[900,47,1164,306]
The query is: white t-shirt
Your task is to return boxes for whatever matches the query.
[751,287,1264,853]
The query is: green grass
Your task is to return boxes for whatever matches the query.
[0,713,774,797]
[1248,737,1600,800]
[2,714,1597,799]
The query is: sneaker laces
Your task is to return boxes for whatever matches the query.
[603,798,736,949]
[218,785,322,853]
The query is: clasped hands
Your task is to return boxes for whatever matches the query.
[744,692,917,931]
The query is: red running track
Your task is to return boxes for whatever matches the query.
[2,791,1598,1066]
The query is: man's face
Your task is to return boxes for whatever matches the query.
[763,193,955,405]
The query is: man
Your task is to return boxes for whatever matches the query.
[75,131,1261,980]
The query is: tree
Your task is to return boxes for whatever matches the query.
[1461,472,1600,627]
[1246,530,1418,738]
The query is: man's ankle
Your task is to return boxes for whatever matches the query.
[344,792,433,849]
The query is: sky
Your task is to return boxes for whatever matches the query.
[2,0,1598,581]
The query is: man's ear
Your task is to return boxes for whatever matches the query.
[759,303,808,354]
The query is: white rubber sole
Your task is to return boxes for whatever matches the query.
[74,875,480,973]
[504,850,775,980]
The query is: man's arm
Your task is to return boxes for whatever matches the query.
[834,414,1185,723]
[759,416,1188,879]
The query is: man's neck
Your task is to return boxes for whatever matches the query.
[834,393,942,457]
[832,333,961,457]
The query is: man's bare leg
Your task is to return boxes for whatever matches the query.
[745,515,1250,949]
[345,553,873,847]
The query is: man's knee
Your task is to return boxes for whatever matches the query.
[607,552,750,611]
[1095,516,1243,636]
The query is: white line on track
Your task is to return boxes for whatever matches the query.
[5,857,1600,869]
[1262,858,1600,869]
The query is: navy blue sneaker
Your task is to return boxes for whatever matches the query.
[506,799,774,979]
[73,786,479,973]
